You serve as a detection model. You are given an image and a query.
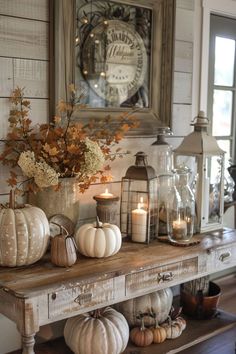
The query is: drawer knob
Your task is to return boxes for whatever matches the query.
[74,292,92,305]
[157,272,174,283]
[219,251,231,262]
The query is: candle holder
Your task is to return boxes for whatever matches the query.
[167,167,195,244]
[120,152,158,243]
[93,191,119,225]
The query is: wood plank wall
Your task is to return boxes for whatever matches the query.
[0,0,195,352]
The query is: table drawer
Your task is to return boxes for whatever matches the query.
[126,257,198,296]
[48,278,115,319]
[215,245,236,271]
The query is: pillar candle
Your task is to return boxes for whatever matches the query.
[172,218,187,240]
[131,203,147,242]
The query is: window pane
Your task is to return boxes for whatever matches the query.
[212,89,232,136]
[217,139,230,160]
[214,36,235,86]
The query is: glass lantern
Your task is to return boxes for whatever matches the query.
[174,111,225,233]
[152,127,173,175]
[120,152,158,243]
[157,173,174,236]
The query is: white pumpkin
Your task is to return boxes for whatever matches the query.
[75,218,122,258]
[64,307,129,354]
[0,202,50,267]
[115,288,173,327]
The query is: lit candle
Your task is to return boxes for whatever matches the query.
[131,203,147,242]
[99,188,114,198]
[172,217,187,240]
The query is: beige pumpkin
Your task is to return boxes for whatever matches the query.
[75,217,122,258]
[115,288,173,327]
[64,307,129,354]
[0,191,49,267]
[162,317,182,339]
[50,223,77,267]
[175,316,186,331]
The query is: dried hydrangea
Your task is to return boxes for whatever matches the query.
[18,151,36,178]
[34,160,59,188]
[79,138,105,177]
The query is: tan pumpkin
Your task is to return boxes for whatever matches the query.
[64,307,129,354]
[150,312,167,343]
[115,288,173,327]
[175,316,186,331]
[75,217,122,258]
[162,317,182,339]
[130,315,153,347]
[0,190,49,267]
[50,223,77,267]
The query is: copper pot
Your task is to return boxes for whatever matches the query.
[180,282,221,319]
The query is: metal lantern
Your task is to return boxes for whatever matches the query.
[174,111,225,233]
[120,152,158,243]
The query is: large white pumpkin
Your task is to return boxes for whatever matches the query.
[115,288,173,327]
[75,219,122,258]
[64,307,129,354]
[0,204,50,267]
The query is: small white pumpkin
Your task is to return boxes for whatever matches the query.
[64,307,129,354]
[0,191,49,267]
[75,217,122,258]
[115,288,173,327]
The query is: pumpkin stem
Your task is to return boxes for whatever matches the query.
[9,189,15,209]
[140,316,146,331]
[50,221,69,237]
[95,216,102,228]
[92,309,102,318]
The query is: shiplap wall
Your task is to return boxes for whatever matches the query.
[0,0,194,352]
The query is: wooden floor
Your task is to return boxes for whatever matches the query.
[8,274,236,354]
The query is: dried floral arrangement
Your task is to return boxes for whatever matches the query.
[0,85,138,194]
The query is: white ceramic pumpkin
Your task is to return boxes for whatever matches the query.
[75,218,122,258]
[0,193,50,267]
[115,288,173,327]
[64,307,129,354]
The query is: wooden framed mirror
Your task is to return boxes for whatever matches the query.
[50,0,175,135]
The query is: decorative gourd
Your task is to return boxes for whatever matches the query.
[175,316,186,331]
[74,217,122,258]
[150,312,167,343]
[162,316,182,339]
[130,314,153,347]
[115,288,173,327]
[64,307,129,354]
[169,306,186,331]
[50,222,77,267]
[0,190,49,267]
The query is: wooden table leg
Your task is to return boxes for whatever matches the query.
[22,334,35,354]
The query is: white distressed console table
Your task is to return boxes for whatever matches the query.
[0,228,236,354]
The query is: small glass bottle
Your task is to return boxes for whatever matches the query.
[152,127,173,176]
[168,166,195,243]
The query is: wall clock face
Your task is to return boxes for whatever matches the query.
[81,20,147,105]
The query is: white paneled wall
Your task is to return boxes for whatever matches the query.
[0,0,196,352]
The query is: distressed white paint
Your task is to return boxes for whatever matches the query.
[172,104,193,136]
[0,0,49,21]
[175,8,194,42]
[176,0,194,10]
[0,58,13,97]
[0,15,48,60]
[173,72,192,104]
[174,40,193,72]
[13,59,48,98]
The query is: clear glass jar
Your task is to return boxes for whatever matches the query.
[152,127,173,176]
[157,173,174,236]
[168,167,195,243]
